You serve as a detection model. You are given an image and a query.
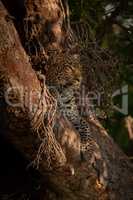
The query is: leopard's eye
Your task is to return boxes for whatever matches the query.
[75,78,80,82]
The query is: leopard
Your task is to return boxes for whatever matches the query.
[43,51,107,183]
[45,52,101,167]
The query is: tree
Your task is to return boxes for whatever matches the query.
[0,0,133,199]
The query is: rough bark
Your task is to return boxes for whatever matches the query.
[0,0,66,171]
[0,1,133,200]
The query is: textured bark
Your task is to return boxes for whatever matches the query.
[0,1,133,200]
[22,0,68,72]
[0,1,66,171]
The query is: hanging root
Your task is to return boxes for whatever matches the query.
[30,74,66,170]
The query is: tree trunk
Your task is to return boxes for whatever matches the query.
[0,0,66,171]
[0,1,133,200]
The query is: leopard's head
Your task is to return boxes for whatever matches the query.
[46,53,82,90]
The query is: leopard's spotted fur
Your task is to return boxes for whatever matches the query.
[46,52,101,164]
